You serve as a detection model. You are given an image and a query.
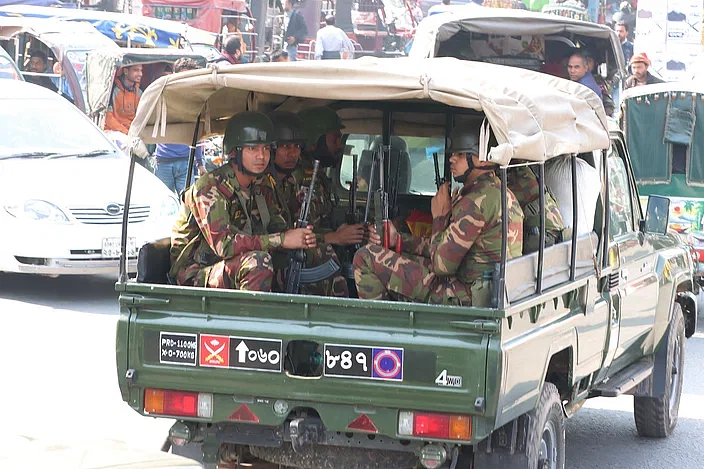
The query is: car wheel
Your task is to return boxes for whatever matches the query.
[527,383,565,469]
[633,302,685,438]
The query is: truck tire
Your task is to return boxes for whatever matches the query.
[633,302,685,438]
[527,383,565,469]
[474,382,565,469]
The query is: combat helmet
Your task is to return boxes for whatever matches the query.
[446,122,479,156]
[223,111,276,156]
[298,106,345,147]
[267,111,306,145]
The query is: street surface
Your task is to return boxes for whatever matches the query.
[1,272,702,467]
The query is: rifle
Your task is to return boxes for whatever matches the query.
[346,154,360,225]
[433,152,444,190]
[373,148,390,249]
[363,150,377,224]
[388,153,402,219]
[285,160,340,294]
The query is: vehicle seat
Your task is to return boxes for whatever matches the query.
[137,238,173,284]
[358,136,412,194]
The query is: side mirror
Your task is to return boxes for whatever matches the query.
[641,195,670,235]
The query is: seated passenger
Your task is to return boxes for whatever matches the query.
[507,163,566,254]
[544,155,601,237]
[105,64,143,134]
[265,110,349,297]
[23,50,57,93]
[169,111,316,290]
[353,123,524,306]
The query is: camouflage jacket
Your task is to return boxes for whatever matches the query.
[170,161,288,280]
[507,165,565,236]
[400,171,524,283]
[266,159,337,240]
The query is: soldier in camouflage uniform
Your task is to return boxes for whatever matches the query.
[297,106,365,248]
[264,110,348,296]
[353,124,524,306]
[507,164,566,254]
[169,111,316,290]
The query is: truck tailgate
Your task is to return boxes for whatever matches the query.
[118,286,491,425]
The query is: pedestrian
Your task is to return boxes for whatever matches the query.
[215,36,246,65]
[169,111,315,290]
[612,1,636,41]
[283,0,308,61]
[154,58,207,196]
[615,21,633,68]
[353,123,524,306]
[624,52,664,89]
[567,51,603,99]
[265,111,349,296]
[315,15,355,60]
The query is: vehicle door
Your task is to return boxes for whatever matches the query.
[606,137,660,373]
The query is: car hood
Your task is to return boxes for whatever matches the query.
[0,156,173,208]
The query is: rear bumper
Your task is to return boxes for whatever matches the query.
[10,256,137,275]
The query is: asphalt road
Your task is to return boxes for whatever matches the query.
[0,272,702,467]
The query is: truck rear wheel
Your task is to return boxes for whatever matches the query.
[633,302,685,438]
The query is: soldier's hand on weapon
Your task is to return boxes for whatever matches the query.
[326,223,365,246]
[284,226,317,250]
[367,223,398,249]
[431,182,452,218]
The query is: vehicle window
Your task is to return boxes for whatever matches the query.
[0,98,115,158]
[341,134,444,196]
[0,56,21,81]
[608,146,635,239]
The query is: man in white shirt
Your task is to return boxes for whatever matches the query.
[315,16,355,60]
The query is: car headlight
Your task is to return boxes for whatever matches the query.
[4,200,70,223]
[159,196,179,219]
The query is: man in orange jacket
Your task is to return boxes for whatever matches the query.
[105,64,143,134]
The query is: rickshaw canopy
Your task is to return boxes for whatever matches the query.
[129,57,610,166]
[0,15,116,53]
[0,5,216,48]
[622,82,704,187]
[86,47,208,118]
[409,8,625,78]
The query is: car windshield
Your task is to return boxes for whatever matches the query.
[0,97,116,159]
[0,56,22,81]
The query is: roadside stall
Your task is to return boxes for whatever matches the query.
[0,16,118,112]
[622,81,704,267]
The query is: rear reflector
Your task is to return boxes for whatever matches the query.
[144,388,213,418]
[228,403,259,423]
[398,411,471,440]
[347,413,378,433]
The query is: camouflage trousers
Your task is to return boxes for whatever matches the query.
[273,244,349,298]
[353,245,472,305]
[176,251,274,291]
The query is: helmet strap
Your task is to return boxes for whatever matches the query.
[453,152,475,184]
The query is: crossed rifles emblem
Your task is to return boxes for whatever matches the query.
[205,339,226,363]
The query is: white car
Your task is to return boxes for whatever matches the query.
[0,81,178,276]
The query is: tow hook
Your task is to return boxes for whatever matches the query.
[289,417,323,452]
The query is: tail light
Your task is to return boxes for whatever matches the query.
[398,411,471,440]
[144,388,213,418]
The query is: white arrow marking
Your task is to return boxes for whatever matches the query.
[235,341,249,363]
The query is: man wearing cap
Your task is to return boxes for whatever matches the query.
[169,111,316,291]
[625,52,664,89]
[353,123,524,306]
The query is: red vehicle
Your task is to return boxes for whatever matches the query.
[142,0,251,35]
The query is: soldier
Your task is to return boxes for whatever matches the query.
[297,106,366,248]
[353,124,524,306]
[507,164,566,254]
[265,110,348,296]
[169,111,316,291]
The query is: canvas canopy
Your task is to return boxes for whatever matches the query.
[0,16,116,52]
[129,57,609,166]
[409,8,625,77]
[86,48,208,118]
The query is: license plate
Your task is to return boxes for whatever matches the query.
[102,237,137,258]
[324,344,404,381]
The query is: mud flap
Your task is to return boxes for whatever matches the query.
[473,415,531,469]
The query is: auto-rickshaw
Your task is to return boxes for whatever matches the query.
[0,16,118,112]
[622,82,704,267]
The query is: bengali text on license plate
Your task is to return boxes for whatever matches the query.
[102,237,136,258]
[324,344,403,381]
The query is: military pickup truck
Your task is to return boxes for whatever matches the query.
[117,58,698,469]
